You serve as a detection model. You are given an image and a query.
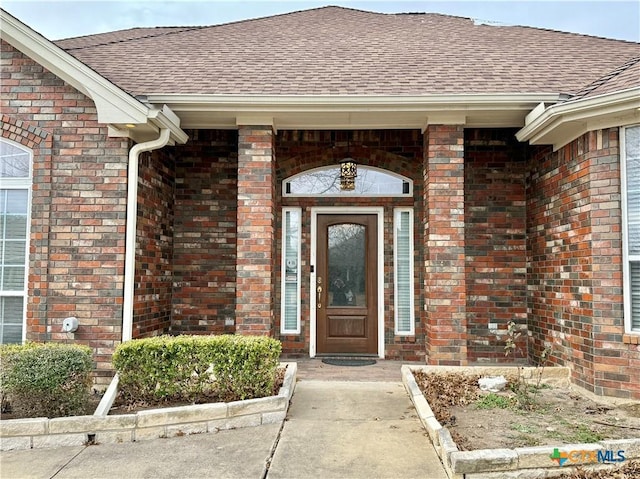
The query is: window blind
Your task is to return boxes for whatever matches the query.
[281,208,301,334]
[0,297,23,344]
[631,262,640,330]
[394,209,414,334]
[625,126,640,332]
[0,139,32,345]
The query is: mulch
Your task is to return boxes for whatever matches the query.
[560,461,640,478]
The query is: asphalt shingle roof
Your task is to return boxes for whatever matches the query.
[54,6,640,97]
[568,56,640,100]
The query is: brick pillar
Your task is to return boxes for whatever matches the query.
[236,125,276,335]
[423,125,467,365]
[585,129,628,397]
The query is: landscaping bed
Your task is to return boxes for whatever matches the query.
[109,366,287,415]
[1,336,293,451]
[0,362,296,451]
[2,365,287,419]
[413,370,640,451]
[402,365,640,479]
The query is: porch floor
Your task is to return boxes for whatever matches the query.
[289,357,425,382]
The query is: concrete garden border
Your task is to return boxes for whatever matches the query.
[0,362,296,451]
[402,365,640,479]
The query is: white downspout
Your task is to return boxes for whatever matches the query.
[122,128,171,342]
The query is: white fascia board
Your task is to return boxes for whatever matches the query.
[516,87,640,149]
[1,10,148,124]
[146,93,560,130]
[146,93,560,112]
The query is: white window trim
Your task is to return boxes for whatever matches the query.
[280,207,302,334]
[394,208,415,336]
[309,206,385,358]
[621,124,640,334]
[0,138,33,344]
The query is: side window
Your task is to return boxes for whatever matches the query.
[622,125,640,332]
[281,208,301,334]
[394,208,414,335]
[0,138,32,344]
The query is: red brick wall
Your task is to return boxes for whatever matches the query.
[4,35,635,398]
[1,114,51,342]
[171,130,238,334]
[236,126,276,335]
[423,125,467,365]
[465,129,528,362]
[1,41,129,383]
[527,129,638,399]
[132,149,175,338]
[276,130,425,361]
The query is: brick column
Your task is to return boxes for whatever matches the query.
[236,125,276,335]
[423,125,467,365]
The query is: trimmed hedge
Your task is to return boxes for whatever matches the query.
[112,335,282,403]
[0,342,93,418]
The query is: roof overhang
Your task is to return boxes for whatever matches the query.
[143,93,562,131]
[0,9,188,145]
[516,87,640,151]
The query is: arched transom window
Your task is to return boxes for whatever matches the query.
[283,165,412,197]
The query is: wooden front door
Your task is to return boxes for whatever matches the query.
[316,214,378,354]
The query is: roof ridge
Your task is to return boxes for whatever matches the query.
[59,26,206,51]
[59,6,377,51]
[56,26,188,42]
[568,56,640,100]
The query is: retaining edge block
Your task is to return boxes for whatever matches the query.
[0,418,47,437]
[451,449,518,474]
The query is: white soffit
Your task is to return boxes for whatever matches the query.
[143,94,561,130]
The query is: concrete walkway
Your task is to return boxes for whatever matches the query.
[1,425,281,478]
[268,380,446,479]
[0,360,447,479]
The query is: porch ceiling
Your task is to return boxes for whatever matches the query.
[142,94,562,131]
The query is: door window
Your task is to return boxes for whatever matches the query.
[328,224,365,307]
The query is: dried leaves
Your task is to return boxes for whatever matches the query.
[413,371,481,423]
[560,460,640,479]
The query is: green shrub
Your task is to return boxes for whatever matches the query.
[112,335,282,404]
[0,342,93,418]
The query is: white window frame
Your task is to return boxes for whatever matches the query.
[621,124,640,334]
[280,207,302,334]
[394,208,415,335]
[283,165,413,197]
[0,138,33,344]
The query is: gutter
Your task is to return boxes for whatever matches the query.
[516,87,640,149]
[143,93,564,130]
[121,128,172,342]
[144,93,562,109]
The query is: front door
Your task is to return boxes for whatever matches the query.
[316,214,378,354]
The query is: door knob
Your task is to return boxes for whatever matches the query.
[317,277,322,309]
